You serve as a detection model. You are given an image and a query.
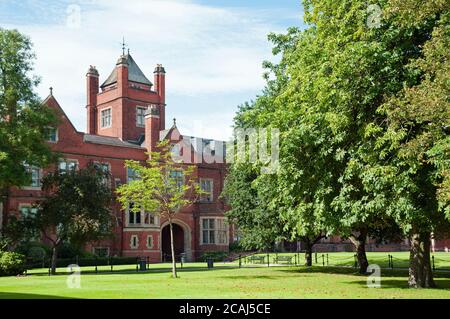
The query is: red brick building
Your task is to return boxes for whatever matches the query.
[1,53,232,262]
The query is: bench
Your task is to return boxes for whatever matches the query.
[273,255,294,265]
[247,255,266,264]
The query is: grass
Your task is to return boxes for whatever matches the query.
[241,252,450,270]
[0,252,449,299]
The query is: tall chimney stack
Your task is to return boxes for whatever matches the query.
[86,65,99,134]
[154,64,166,130]
[144,105,160,152]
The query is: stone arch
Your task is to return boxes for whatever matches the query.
[160,219,192,261]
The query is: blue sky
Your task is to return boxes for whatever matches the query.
[1,0,305,140]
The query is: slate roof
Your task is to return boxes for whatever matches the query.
[100,54,153,88]
[84,134,144,149]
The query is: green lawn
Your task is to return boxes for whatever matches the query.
[1,253,450,299]
[241,252,450,270]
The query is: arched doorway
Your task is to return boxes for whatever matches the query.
[161,223,184,262]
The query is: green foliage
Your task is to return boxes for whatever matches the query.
[116,141,201,216]
[0,251,26,276]
[0,28,58,193]
[116,141,202,277]
[200,251,228,262]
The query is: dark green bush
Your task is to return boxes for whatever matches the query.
[200,251,228,262]
[0,251,26,276]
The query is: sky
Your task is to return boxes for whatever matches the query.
[0,0,305,141]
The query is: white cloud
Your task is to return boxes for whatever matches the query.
[5,0,290,139]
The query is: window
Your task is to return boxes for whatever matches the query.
[130,235,139,249]
[202,218,216,244]
[24,165,41,187]
[136,106,147,127]
[58,159,78,173]
[94,162,110,186]
[201,218,228,245]
[46,127,58,142]
[170,170,183,189]
[146,235,153,249]
[216,219,228,244]
[20,205,38,218]
[144,212,156,225]
[128,203,141,226]
[127,167,139,182]
[200,179,213,202]
[101,108,112,128]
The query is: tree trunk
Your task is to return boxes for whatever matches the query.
[169,219,177,278]
[349,229,369,274]
[51,245,58,275]
[409,231,435,288]
[304,241,313,266]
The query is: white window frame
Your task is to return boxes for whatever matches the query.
[146,235,154,249]
[23,165,42,189]
[199,178,214,202]
[46,127,58,143]
[136,106,147,127]
[127,167,139,183]
[127,203,142,227]
[130,235,139,249]
[93,161,111,187]
[58,159,78,173]
[100,107,112,128]
[200,217,228,245]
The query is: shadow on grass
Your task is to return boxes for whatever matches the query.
[279,266,450,290]
[0,292,76,299]
[27,265,240,277]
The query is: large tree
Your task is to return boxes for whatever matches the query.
[0,29,57,203]
[225,0,449,284]
[116,142,201,278]
[28,163,114,275]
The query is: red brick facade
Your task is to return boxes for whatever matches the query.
[1,53,232,261]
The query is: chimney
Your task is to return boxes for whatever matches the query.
[117,55,129,97]
[144,105,160,152]
[86,65,99,134]
[154,64,166,130]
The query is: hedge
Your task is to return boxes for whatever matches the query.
[0,251,26,276]
[26,256,140,269]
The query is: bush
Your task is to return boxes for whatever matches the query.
[200,251,228,262]
[0,251,26,276]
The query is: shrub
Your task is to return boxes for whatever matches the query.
[0,251,26,276]
[200,251,228,262]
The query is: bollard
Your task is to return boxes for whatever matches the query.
[239,255,242,268]
[315,252,318,264]
[388,254,391,268]
[95,265,98,273]
[327,254,329,266]
[354,254,357,268]
[111,264,113,272]
[295,254,297,266]
[390,255,394,269]
[267,253,270,267]
[432,256,435,271]
[322,254,325,266]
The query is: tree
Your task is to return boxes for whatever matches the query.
[28,163,113,274]
[223,163,287,252]
[0,28,58,207]
[116,142,201,278]
[369,0,450,288]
